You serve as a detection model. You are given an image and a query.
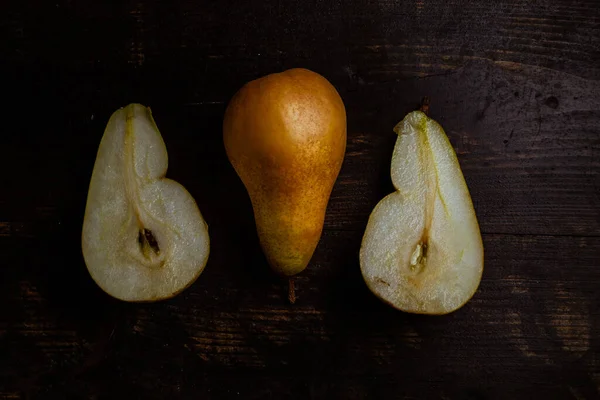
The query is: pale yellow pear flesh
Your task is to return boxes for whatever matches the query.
[82,104,210,302]
[360,111,483,315]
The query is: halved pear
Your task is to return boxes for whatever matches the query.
[82,104,210,302]
[360,111,483,315]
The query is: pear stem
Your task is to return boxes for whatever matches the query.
[288,277,296,304]
[420,96,430,115]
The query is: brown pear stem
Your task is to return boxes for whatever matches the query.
[420,96,430,115]
[288,277,296,304]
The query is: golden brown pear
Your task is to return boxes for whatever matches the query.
[224,68,347,276]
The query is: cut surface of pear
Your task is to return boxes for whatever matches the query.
[360,111,483,315]
[82,104,209,302]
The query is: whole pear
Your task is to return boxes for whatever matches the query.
[224,68,346,276]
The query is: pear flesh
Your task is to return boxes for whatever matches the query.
[82,104,210,302]
[360,111,483,315]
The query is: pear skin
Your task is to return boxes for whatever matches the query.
[360,110,483,315]
[224,68,347,276]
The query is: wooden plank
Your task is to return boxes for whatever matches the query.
[2,58,598,238]
[329,60,600,236]
[0,232,598,398]
[2,0,599,78]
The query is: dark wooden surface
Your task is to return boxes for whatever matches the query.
[1,0,599,398]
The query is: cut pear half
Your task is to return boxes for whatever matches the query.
[360,111,483,315]
[82,104,210,302]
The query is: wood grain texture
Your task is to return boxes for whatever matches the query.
[0,233,598,398]
[1,0,599,398]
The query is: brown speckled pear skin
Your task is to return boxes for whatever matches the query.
[223,68,347,276]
